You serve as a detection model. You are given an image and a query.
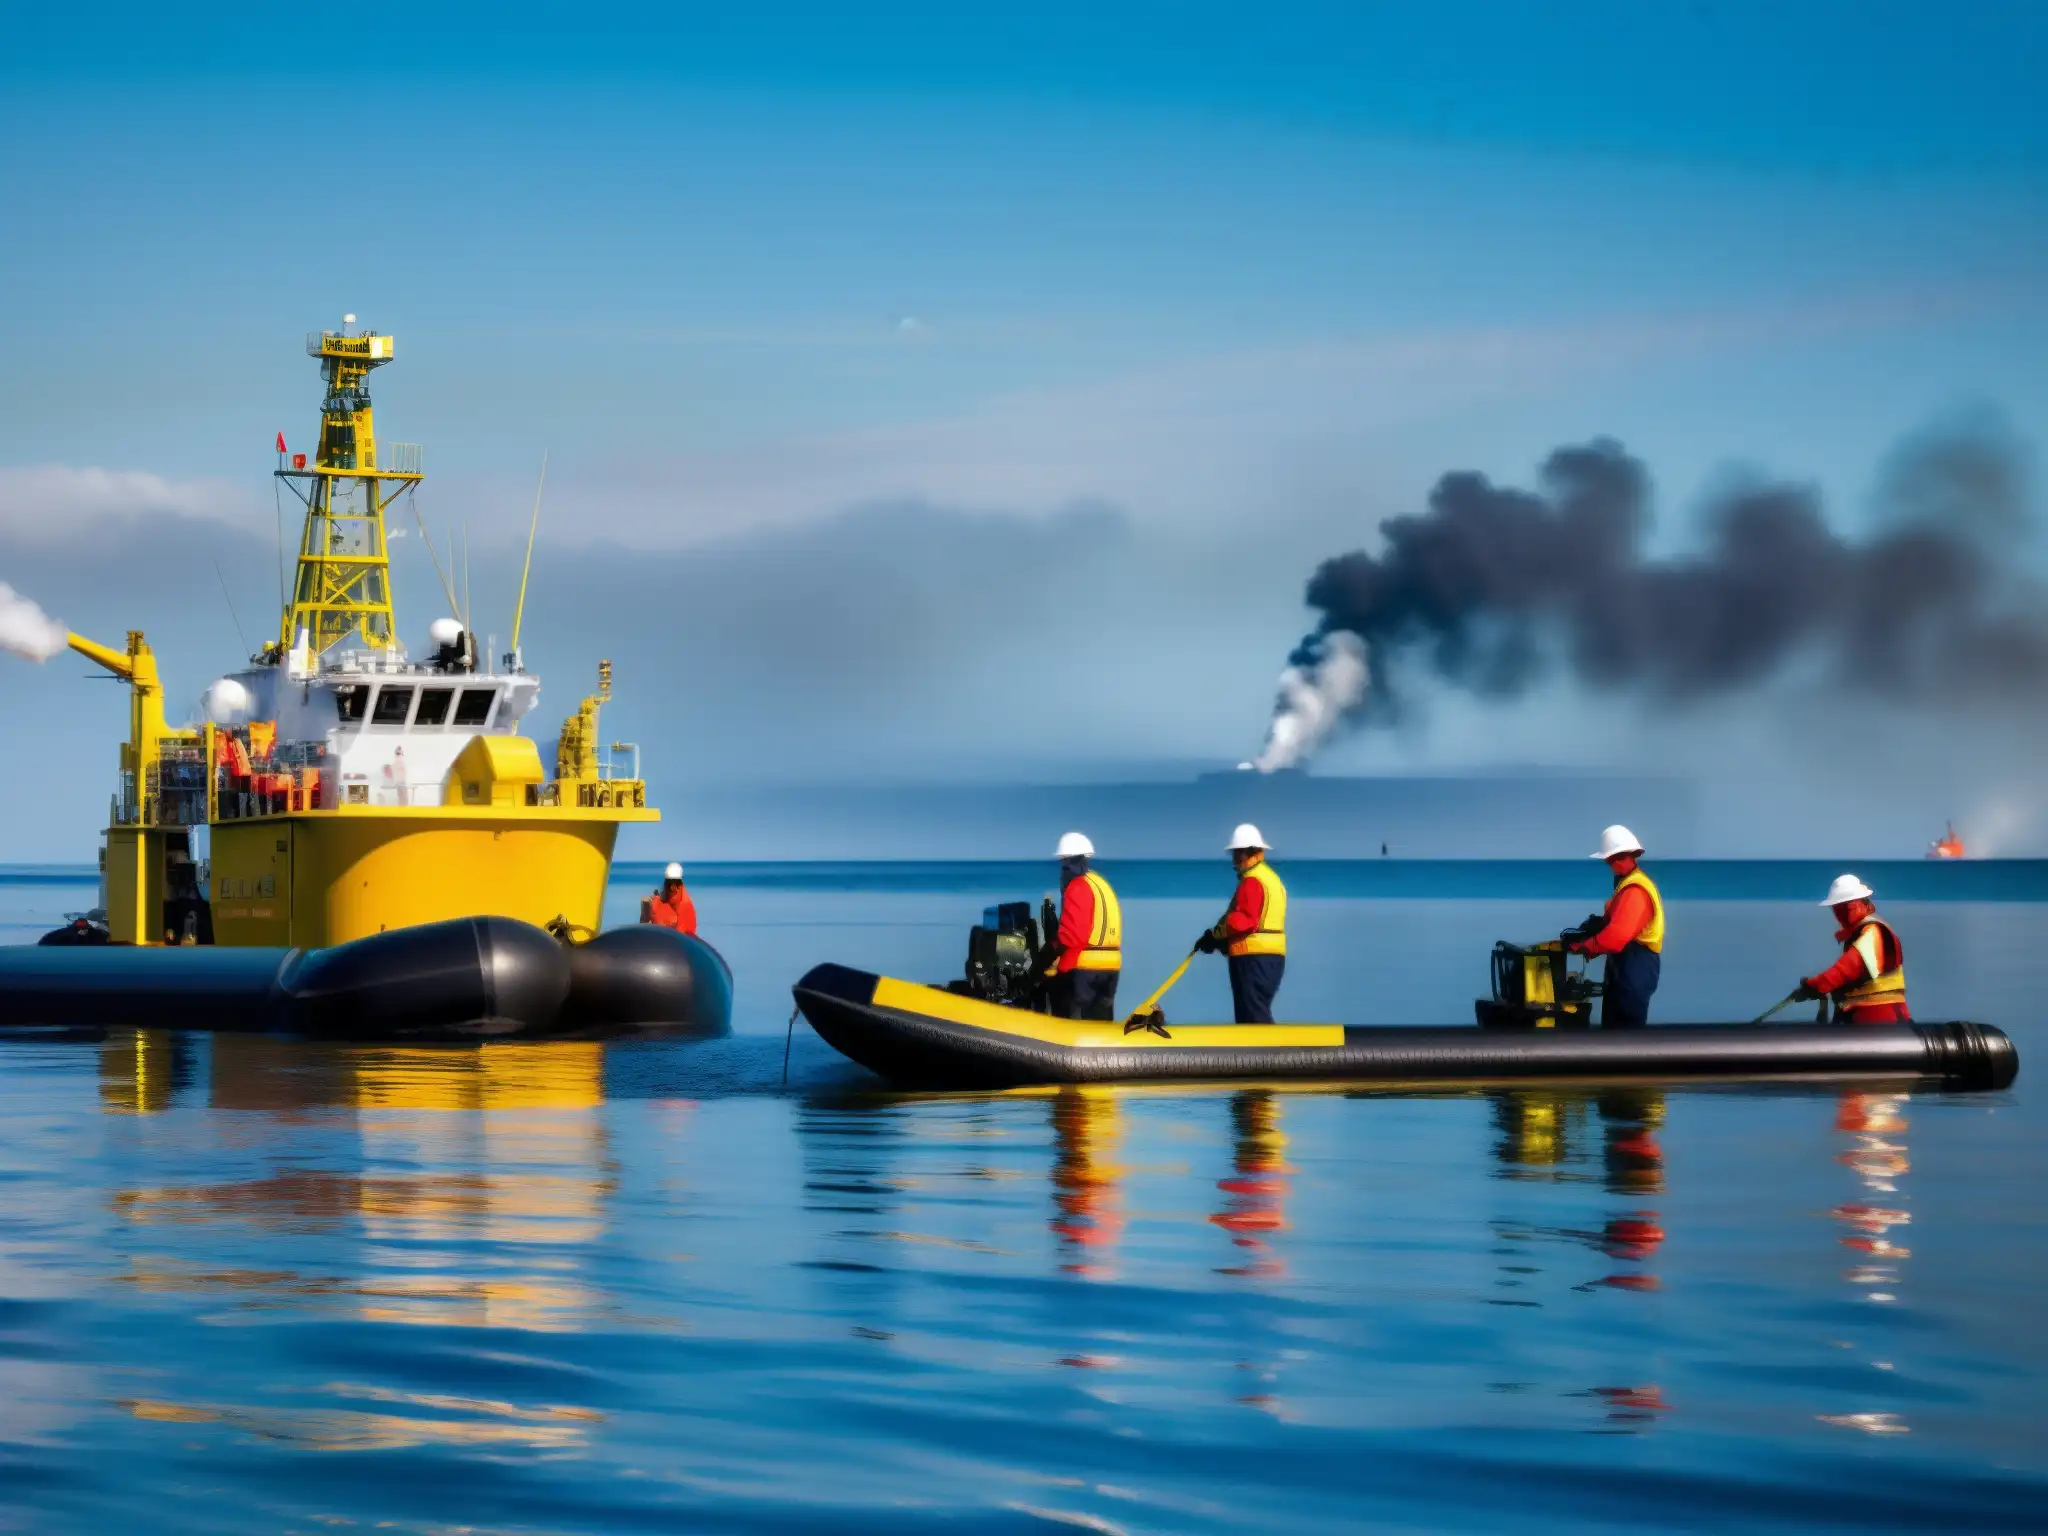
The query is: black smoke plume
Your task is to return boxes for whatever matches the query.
[1261,415,2044,765]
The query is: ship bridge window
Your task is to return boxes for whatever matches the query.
[414,687,453,727]
[371,686,415,726]
[336,685,369,723]
[453,687,497,727]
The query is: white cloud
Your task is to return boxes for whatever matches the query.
[0,464,259,540]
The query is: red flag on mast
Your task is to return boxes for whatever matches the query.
[275,431,287,454]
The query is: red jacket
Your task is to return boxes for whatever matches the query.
[1580,883,1653,957]
[645,885,697,936]
[1056,873,1099,973]
[1219,870,1267,940]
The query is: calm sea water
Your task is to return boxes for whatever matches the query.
[0,861,2043,1532]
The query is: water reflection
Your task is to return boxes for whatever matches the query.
[1834,1091,1913,1301]
[119,1386,605,1452]
[83,1034,1955,1455]
[1594,1090,1666,1295]
[1491,1091,1588,1178]
[97,1029,197,1115]
[1822,1090,1915,1437]
[1212,1091,1290,1279]
[103,1039,616,1334]
[1488,1089,1666,1272]
[1490,1086,1670,1430]
[1048,1086,1126,1278]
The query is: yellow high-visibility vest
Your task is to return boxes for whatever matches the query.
[1838,917,1907,1010]
[1225,860,1288,958]
[1611,869,1665,954]
[1070,871,1122,971]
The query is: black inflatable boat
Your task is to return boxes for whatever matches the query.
[791,964,2017,1092]
[0,918,732,1041]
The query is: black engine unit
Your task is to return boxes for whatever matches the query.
[950,898,1057,1008]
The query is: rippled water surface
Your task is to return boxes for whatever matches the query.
[1,864,2043,1531]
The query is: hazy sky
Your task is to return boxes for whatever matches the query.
[2,2,2045,858]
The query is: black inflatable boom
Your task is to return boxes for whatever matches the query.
[0,918,732,1042]
[793,964,2017,1092]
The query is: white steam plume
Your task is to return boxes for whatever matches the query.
[1252,629,1369,772]
[1959,796,2042,860]
[0,583,69,662]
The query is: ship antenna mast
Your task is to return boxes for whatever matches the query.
[273,314,423,663]
[509,449,547,669]
[407,487,463,621]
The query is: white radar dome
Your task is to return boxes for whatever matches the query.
[202,677,251,726]
[427,617,464,648]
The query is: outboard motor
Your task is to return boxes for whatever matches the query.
[1476,939,1601,1028]
[951,899,1055,1007]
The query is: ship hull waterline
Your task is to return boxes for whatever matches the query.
[792,965,2018,1092]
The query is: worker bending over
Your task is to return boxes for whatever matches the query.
[1044,832,1122,1020]
[1796,875,1909,1023]
[1567,824,1664,1028]
[1197,824,1287,1023]
[641,862,698,936]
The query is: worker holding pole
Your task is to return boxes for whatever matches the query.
[1197,824,1288,1024]
[1795,875,1910,1023]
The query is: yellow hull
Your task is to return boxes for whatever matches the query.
[199,805,658,948]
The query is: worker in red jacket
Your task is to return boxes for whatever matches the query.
[1196,824,1288,1023]
[1566,824,1664,1028]
[1044,832,1122,1019]
[1796,875,1909,1023]
[642,861,698,936]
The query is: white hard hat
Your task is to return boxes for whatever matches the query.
[1821,873,1874,907]
[663,862,684,881]
[1228,823,1270,851]
[1055,831,1095,860]
[1591,824,1644,860]
[428,616,464,648]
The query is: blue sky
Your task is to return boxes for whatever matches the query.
[1,1,2045,856]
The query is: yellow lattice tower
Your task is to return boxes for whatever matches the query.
[277,322,424,655]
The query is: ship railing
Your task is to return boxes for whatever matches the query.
[377,440,423,475]
[212,766,327,819]
[127,754,208,828]
[526,775,647,809]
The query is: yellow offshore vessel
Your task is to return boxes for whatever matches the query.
[71,323,657,947]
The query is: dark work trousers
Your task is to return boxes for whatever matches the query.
[1227,954,1286,1024]
[1602,944,1661,1028]
[1050,969,1119,1021]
